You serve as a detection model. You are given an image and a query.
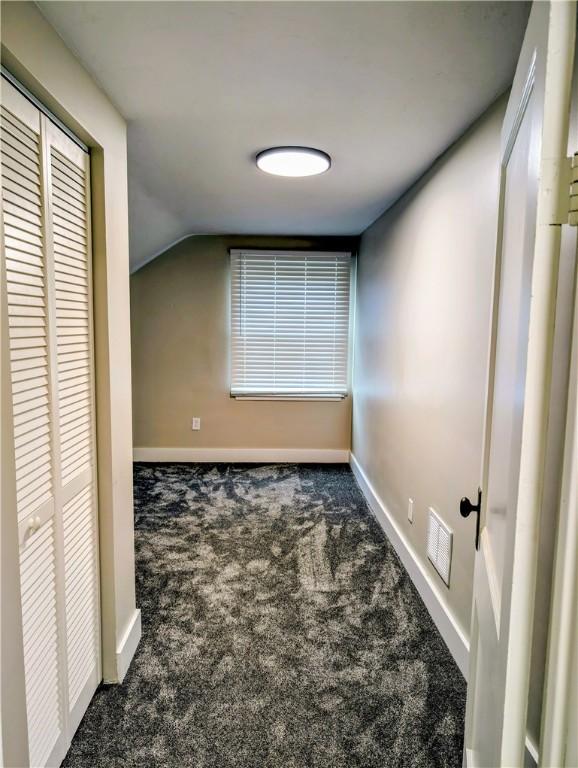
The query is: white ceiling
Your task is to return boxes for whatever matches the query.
[38,1,529,271]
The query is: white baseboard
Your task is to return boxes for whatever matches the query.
[133,447,350,464]
[466,736,538,767]
[349,452,470,678]
[113,608,141,684]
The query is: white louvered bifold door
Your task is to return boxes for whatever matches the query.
[2,79,66,768]
[1,78,100,768]
[44,119,100,737]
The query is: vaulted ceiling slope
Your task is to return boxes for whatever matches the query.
[38,1,529,271]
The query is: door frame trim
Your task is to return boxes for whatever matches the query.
[540,11,578,762]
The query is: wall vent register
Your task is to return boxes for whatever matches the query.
[427,507,453,586]
[230,250,352,398]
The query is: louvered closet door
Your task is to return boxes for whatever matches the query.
[44,119,100,736]
[2,78,100,767]
[1,79,66,768]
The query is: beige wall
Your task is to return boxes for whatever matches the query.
[131,236,356,454]
[1,9,137,759]
[352,98,506,639]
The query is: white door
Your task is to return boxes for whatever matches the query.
[44,114,101,743]
[1,76,101,767]
[463,3,577,767]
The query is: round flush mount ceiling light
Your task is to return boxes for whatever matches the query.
[256,146,331,177]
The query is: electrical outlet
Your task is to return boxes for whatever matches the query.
[191,417,201,431]
[408,498,414,523]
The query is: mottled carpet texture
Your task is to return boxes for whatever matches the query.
[65,463,466,768]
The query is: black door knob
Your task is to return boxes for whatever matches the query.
[459,488,482,550]
[460,496,479,518]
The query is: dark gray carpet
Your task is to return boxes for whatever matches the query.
[64,463,466,768]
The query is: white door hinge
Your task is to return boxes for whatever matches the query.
[543,154,578,226]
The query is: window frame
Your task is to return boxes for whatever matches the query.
[229,249,355,401]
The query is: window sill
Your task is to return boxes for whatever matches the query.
[231,394,348,402]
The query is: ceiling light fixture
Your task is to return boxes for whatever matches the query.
[256,146,331,177]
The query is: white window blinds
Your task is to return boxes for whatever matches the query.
[231,250,352,397]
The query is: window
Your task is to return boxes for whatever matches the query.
[230,250,353,398]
